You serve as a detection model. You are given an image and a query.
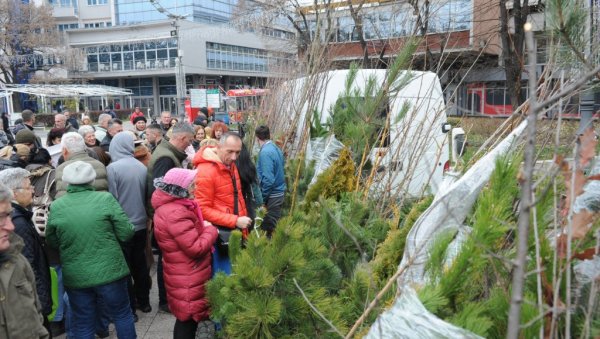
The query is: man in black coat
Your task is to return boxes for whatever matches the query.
[0,168,52,332]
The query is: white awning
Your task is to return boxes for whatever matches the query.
[1,84,132,97]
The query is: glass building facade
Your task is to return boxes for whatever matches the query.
[306,0,472,43]
[206,42,294,73]
[84,38,178,72]
[114,0,242,26]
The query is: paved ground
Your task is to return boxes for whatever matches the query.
[55,256,178,339]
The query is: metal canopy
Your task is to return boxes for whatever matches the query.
[2,84,132,98]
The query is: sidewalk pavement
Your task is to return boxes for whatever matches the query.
[55,255,177,339]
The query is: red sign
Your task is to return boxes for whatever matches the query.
[225,89,269,97]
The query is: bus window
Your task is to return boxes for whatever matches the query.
[485,88,509,106]
[467,93,481,114]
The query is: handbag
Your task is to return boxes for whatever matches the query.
[215,171,239,256]
[32,169,54,236]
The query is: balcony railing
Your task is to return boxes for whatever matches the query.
[51,0,78,18]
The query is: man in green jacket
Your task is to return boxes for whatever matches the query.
[0,183,49,339]
[47,161,136,339]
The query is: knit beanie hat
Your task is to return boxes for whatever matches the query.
[133,116,147,124]
[15,129,36,144]
[154,168,197,198]
[164,168,196,188]
[62,161,96,185]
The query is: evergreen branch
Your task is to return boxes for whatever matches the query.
[321,197,368,261]
[345,256,412,339]
[292,278,344,338]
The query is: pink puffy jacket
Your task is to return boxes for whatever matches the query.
[152,189,218,322]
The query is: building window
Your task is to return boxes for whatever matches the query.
[84,22,105,28]
[83,38,178,73]
[207,42,278,73]
[58,23,79,31]
[87,0,108,5]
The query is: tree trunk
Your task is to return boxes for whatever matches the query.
[506,24,537,339]
[499,0,530,112]
[348,1,369,67]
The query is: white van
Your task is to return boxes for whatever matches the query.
[285,69,450,199]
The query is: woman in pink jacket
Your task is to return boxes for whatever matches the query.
[152,168,218,338]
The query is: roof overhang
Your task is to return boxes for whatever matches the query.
[0,84,132,98]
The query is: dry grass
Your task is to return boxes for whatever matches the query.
[448,116,585,161]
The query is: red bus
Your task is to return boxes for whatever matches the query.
[465,83,512,116]
[224,89,269,124]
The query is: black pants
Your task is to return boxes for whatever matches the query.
[173,319,198,339]
[123,229,151,309]
[157,249,167,306]
[262,195,284,237]
[43,316,53,338]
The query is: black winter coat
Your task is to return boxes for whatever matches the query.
[11,203,52,316]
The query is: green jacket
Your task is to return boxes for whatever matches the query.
[0,234,49,339]
[46,184,134,289]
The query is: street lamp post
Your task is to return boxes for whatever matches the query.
[172,19,186,119]
[149,0,187,119]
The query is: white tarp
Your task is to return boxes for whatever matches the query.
[398,120,527,287]
[305,135,345,186]
[365,287,483,339]
[366,120,528,338]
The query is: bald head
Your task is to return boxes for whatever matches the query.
[216,132,242,166]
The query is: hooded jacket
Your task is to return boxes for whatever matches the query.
[193,145,247,228]
[151,189,218,322]
[108,133,148,231]
[0,234,50,339]
[11,203,52,316]
[46,184,134,289]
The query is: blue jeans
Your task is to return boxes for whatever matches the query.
[95,295,111,334]
[52,265,65,321]
[66,277,136,339]
[211,246,231,276]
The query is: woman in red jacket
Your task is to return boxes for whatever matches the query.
[152,168,218,339]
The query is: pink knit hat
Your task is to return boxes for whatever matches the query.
[163,168,197,189]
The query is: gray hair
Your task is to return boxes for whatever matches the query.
[21,110,35,123]
[219,132,242,145]
[0,168,31,190]
[0,183,13,203]
[78,125,95,137]
[61,132,86,153]
[171,122,194,136]
[98,113,112,124]
[107,118,123,129]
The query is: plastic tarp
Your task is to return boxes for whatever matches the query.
[366,120,527,337]
[365,287,484,339]
[573,157,600,214]
[305,134,345,186]
[397,120,527,287]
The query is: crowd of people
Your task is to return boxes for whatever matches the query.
[0,107,286,339]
